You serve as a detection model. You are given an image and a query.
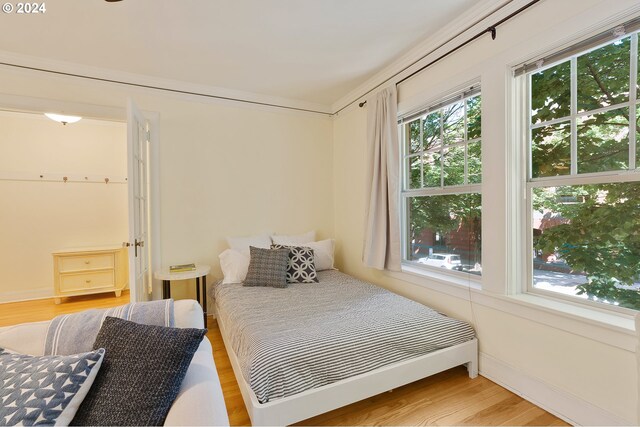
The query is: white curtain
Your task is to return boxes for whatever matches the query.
[363,86,401,271]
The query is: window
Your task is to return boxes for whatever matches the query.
[524,29,640,311]
[400,89,482,277]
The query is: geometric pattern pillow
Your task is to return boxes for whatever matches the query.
[243,246,290,288]
[0,347,105,426]
[271,244,318,283]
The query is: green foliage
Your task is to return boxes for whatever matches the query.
[405,96,483,264]
[409,193,482,260]
[529,36,640,309]
[410,193,482,236]
[531,38,636,178]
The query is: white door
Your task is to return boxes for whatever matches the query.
[126,100,152,302]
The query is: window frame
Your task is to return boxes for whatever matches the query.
[399,89,482,281]
[521,31,640,315]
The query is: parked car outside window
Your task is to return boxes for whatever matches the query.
[417,253,461,269]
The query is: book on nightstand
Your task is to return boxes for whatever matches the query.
[169,263,196,273]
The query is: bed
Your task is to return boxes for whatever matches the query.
[214,269,477,426]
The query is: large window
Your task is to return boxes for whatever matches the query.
[525,30,640,311]
[400,89,482,276]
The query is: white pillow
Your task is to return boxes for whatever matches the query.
[219,249,250,284]
[271,230,316,245]
[304,239,335,271]
[226,233,272,253]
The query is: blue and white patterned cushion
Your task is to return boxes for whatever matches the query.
[0,347,105,426]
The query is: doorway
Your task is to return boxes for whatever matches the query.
[0,100,159,326]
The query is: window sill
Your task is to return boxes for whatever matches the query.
[386,265,636,352]
[394,263,481,299]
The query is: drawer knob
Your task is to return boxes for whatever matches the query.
[86,280,92,283]
[85,261,90,265]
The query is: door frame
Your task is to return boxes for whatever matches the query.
[0,93,163,300]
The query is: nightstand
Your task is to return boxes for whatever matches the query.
[153,265,211,326]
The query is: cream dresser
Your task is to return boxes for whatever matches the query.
[52,245,129,304]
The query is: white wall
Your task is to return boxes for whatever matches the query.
[0,67,334,304]
[0,0,635,422]
[0,111,127,302]
[333,0,638,424]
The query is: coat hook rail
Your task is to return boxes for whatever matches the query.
[0,171,127,184]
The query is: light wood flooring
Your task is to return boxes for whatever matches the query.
[0,295,569,426]
[0,291,131,327]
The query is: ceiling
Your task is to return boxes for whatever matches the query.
[0,0,487,108]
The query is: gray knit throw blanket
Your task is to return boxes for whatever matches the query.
[44,299,174,355]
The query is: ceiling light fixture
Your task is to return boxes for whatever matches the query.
[44,113,82,125]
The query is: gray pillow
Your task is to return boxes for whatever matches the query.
[271,244,318,283]
[0,347,105,426]
[243,246,290,288]
[71,316,206,426]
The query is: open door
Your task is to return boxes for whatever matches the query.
[125,100,152,302]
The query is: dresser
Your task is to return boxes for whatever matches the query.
[52,246,129,304]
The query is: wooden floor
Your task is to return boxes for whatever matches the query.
[0,291,130,327]
[208,319,568,426]
[0,296,568,426]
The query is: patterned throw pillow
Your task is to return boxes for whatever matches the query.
[243,246,290,288]
[71,316,206,426]
[272,244,318,283]
[0,347,105,426]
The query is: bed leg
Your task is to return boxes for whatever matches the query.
[466,359,478,379]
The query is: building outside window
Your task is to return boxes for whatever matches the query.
[400,87,482,277]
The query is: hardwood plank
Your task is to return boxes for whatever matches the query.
[0,291,130,327]
[0,300,569,426]
[205,318,567,427]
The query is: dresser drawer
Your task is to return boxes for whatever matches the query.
[60,271,115,292]
[58,254,114,273]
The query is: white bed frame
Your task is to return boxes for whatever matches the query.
[217,312,478,426]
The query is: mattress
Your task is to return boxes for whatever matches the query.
[213,270,476,404]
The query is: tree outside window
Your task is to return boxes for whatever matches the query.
[528,33,640,311]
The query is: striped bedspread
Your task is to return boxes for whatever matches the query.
[214,270,475,403]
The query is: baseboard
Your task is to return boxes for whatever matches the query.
[0,289,53,304]
[479,352,633,426]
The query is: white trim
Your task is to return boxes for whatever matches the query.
[507,70,528,296]
[385,269,636,352]
[147,112,162,300]
[216,304,478,426]
[528,170,640,186]
[0,288,52,304]
[0,50,331,115]
[630,33,638,171]
[479,352,633,426]
[507,4,640,73]
[403,183,482,197]
[396,263,481,296]
[570,57,578,175]
[530,100,633,130]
